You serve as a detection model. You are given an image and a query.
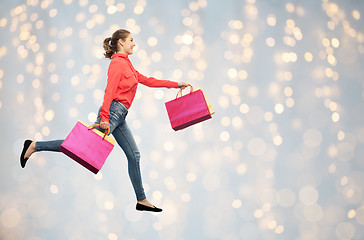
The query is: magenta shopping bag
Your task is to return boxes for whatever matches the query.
[59,121,115,174]
[165,85,212,131]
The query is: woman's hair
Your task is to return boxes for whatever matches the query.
[103,29,131,59]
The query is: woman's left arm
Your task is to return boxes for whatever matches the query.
[136,71,187,89]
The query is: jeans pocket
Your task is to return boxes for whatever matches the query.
[109,101,127,125]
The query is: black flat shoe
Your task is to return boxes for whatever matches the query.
[20,140,32,168]
[136,203,162,212]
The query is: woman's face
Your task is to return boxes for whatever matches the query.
[119,34,135,55]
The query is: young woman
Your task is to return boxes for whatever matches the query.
[20,29,188,212]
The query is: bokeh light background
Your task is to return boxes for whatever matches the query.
[1,0,364,239]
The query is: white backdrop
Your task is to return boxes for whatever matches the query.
[1,0,364,239]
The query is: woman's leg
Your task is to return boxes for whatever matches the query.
[21,139,64,168]
[112,121,146,201]
[35,140,63,152]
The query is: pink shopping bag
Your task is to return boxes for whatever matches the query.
[165,85,212,131]
[59,120,115,174]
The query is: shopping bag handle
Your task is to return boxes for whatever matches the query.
[89,124,110,139]
[176,84,193,99]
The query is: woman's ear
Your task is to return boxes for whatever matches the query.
[118,39,124,46]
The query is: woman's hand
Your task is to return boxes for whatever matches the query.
[178,82,189,89]
[100,122,110,130]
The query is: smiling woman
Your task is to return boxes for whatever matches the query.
[20,28,188,213]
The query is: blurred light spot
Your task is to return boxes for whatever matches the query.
[218,96,229,109]
[283,36,296,47]
[285,3,294,13]
[327,54,337,66]
[17,92,24,103]
[0,18,7,27]
[181,193,191,202]
[232,199,242,209]
[108,233,118,240]
[49,8,57,17]
[71,75,80,86]
[164,141,174,151]
[328,163,336,173]
[237,164,247,175]
[89,4,98,13]
[282,52,297,62]
[151,52,162,62]
[231,116,243,129]
[356,207,364,225]
[304,52,313,62]
[186,172,197,182]
[264,112,273,122]
[50,74,58,84]
[299,186,319,206]
[273,136,283,146]
[153,191,163,201]
[182,33,193,45]
[278,188,296,207]
[153,222,163,231]
[220,116,230,127]
[228,68,238,79]
[104,201,114,210]
[50,184,59,194]
[229,20,243,29]
[229,33,239,44]
[32,79,40,88]
[267,15,276,26]
[335,222,356,239]
[347,209,356,219]
[75,94,84,104]
[284,87,293,97]
[275,225,284,234]
[75,12,85,22]
[245,4,258,16]
[116,3,125,12]
[220,131,230,142]
[247,86,258,98]
[0,208,21,228]
[134,5,144,14]
[332,112,340,122]
[303,204,323,222]
[331,38,340,48]
[0,46,7,58]
[183,17,193,26]
[69,107,78,118]
[52,92,60,102]
[303,129,322,148]
[148,37,158,46]
[352,10,360,20]
[322,38,330,47]
[48,42,57,52]
[94,172,103,181]
[285,98,294,108]
[266,37,275,47]
[107,5,117,14]
[254,209,263,218]
[248,138,266,156]
[42,126,50,136]
[275,103,284,114]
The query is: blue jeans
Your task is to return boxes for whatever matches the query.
[36,100,146,201]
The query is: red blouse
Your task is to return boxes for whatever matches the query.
[100,53,179,123]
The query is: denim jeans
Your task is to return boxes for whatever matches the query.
[36,100,146,201]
